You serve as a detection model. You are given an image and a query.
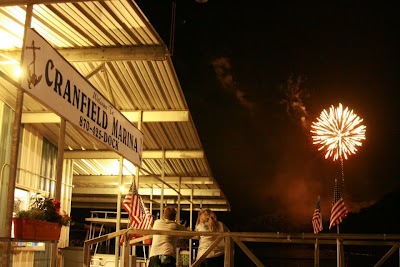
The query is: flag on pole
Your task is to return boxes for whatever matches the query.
[121,182,154,242]
[312,195,323,234]
[329,179,348,229]
[122,182,143,228]
[137,204,154,230]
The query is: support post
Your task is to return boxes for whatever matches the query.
[116,157,123,266]
[2,5,32,266]
[224,235,233,267]
[121,239,130,267]
[314,238,319,267]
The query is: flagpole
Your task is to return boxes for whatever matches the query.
[336,225,340,267]
[339,158,345,267]
[314,237,319,267]
[312,195,322,267]
[116,156,124,266]
[133,113,143,260]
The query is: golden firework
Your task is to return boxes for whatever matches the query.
[311,103,366,161]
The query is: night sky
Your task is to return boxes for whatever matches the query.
[137,0,400,229]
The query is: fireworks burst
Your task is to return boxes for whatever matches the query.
[311,103,366,161]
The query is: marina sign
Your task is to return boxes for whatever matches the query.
[20,28,143,167]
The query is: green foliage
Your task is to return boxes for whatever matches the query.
[15,195,71,226]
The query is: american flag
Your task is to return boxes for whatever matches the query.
[121,182,154,242]
[136,204,154,230]
[329,179,348,230]
[122,182,143,228]
[312,195,323,234]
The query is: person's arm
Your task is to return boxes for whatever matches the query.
[192,223,206,239]
[222,222,229,232]
[179,224,189,231]
[151,219,161,230]
[196,223,208,232]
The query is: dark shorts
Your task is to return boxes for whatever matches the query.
[148,255,176,267]
[200,254,225,267]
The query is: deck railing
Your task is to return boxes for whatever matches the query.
[83,229,400,267]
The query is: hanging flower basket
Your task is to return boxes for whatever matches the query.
[13,195,70,241]
[13,218,61,241]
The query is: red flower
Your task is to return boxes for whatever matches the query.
[52,199,61,213]
[16,195,71,226]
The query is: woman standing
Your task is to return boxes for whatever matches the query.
[195,209,229,267]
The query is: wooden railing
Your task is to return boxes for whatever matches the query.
[83,229,400,267]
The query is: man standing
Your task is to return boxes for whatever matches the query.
[148,206,188,267]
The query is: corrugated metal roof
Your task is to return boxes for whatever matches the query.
[0,0,230,212]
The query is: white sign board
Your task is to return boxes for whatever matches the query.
[20,28,143,167]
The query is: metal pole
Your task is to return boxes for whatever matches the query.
[50,118,66,267]
[55,118,66,199]
[132,111,143,262]
[177,177,181,223]
[314,238,319,267]
[2,5,32,267]
[189,186,194,264]
[115,157,123,266]
[160,149,165,218]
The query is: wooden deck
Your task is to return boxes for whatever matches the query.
[83,228,400,267]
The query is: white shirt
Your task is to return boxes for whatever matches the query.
[149,219,188,258]
[196,221,227,259]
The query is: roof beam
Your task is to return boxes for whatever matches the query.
[123,110,189,122]
[0,45,167,62]
[72,187,222,197]
[1,0,116,6]
[73,175,214,185]
[21,110,189,123]
[21,112,60,123]
[64,150,204,159]
[72,196,228,205]
[71,201,229,211]
[142,150,204,159]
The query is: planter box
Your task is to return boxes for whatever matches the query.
[13,218,61,241]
